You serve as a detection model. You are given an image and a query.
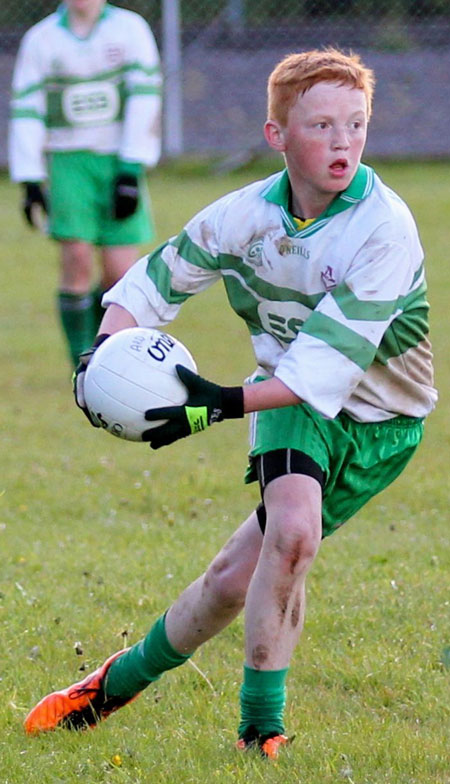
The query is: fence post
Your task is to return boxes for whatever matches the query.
[162,0,183,157]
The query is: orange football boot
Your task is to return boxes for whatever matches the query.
[260,734,290,759]
[236,727,290,759]
[24,649,139,735]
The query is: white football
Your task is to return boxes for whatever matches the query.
[83,327,197,441]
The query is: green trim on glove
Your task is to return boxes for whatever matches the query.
[185,405,208,433]
[143,365,244,449]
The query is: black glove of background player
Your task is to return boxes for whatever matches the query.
[73,334,110,426]
[112,173,139,220]
[143,365,244,449]
[22,182,48,228]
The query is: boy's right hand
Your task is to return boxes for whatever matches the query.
[73,334,110,426]
[22,182,48,228]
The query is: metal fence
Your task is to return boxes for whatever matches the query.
[1,0,450,166]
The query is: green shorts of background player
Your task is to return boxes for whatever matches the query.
[24,47,435,760]
[46,150,155,368]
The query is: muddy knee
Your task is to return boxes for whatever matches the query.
[203,556,248,610]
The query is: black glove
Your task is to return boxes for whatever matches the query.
[112,173,139,219]
[143,365,244,449]
[73,333,110,426]
[23,182,48,228]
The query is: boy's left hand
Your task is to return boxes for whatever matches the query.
[143,365,244,449]
[112,173,139,219]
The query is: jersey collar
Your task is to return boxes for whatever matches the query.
[261,163,375,236]
[57,2,110,33]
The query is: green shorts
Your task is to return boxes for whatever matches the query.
[48,151,155,246]
[245,402,424,538]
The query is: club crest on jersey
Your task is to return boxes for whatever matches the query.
[246,232,281,269]
[246,233,310,269]
[246,238,265,267]
[321,265,336,291]
[105,44,124,66]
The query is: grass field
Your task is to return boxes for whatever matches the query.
[0,159,449,784]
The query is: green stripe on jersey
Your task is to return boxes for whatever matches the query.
[10,108,45,121]
[332,268,427,322]
[172,229,323,309]
[12,81,46,99]
[171,230,219,271]
[332,282,401,321]
[376,305,430,364]
[46,62,160,88]
[220,255,322,309]
[375,278,430,363]
[146,247,193,305]
[12,63,160,101]
[126,85,161,97]
[221,274,265,335]
[301,312,376,369]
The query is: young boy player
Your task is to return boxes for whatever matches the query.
[24,48,437,758]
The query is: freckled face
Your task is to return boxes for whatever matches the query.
[265,82,368,212]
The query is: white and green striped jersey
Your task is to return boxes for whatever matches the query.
[9,3,162,182]
[104,164,437,423]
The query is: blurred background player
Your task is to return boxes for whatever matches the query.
[8,0,162,367]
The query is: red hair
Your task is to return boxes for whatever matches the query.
[267,48,375,125]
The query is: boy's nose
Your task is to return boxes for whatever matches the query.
[331,127,350,149]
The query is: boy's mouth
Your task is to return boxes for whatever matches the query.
[329,159,348,172]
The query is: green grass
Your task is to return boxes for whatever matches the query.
[0,159,449,783]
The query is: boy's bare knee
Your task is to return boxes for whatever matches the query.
[270,517,321,576]
[203,556,248,610]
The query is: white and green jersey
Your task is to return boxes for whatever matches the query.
[9,3,162,182]
[104,164,437,423]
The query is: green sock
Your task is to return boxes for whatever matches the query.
[105,614,192,701]
[91,284,106,333]
[57,291,96,368]
[238,665,288,739]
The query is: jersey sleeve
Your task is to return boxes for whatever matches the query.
[274,226,421,419]
[8,28,47,182]
[118,15,162,168]
[103,204,223,324]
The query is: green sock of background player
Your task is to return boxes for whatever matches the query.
[57,291,97,368]
[105,613,287,738]
[91,284,106,333]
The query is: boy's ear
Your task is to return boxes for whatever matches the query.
[264,120,286,152]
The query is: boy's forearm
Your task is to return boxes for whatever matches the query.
[98,304,137,336]
[243,376,302,414]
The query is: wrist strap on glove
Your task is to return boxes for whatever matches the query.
[186,385,244,432]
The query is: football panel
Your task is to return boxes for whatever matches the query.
[89,359,190,408]
[90,327,197,378]
[84,366,188,441]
